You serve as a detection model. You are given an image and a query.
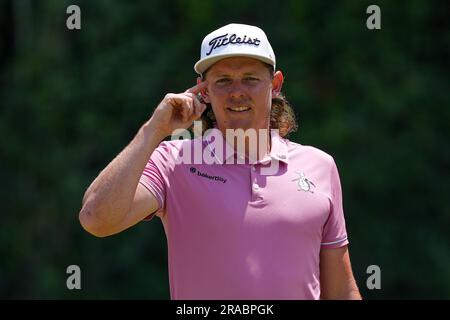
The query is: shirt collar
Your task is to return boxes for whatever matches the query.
[203,128,289,165]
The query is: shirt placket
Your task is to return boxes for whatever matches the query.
[250,164,264,202]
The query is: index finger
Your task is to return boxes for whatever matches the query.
[185,81,209,94]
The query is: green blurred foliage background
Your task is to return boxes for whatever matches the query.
[0,0,449,299]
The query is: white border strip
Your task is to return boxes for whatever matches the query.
[321,237,348,246]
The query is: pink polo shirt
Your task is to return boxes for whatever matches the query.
[139,129,349,300]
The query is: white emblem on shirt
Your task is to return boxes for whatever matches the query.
[292,171,316,193]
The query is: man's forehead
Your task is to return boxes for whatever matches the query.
[208,57,267,75]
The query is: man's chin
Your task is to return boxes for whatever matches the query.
[221,122,254,132]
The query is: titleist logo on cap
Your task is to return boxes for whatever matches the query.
[206,33,261,56]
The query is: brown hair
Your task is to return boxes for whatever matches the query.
[197,63,298,137]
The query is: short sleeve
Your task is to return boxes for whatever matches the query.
[139,142,173,220]
[321,159,349,248]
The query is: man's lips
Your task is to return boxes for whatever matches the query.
[227,105,251,112]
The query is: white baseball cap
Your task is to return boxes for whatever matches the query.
[194,23,276,74]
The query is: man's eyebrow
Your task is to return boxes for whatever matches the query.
[211,73,231,77]
[210,70,260,77]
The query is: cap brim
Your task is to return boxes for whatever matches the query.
[194,53,275,74]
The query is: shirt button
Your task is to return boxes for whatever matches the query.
[253,183,259,191]
[251,166,256,172]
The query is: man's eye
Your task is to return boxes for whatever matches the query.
[244,77,259,82]
[216,78,231,84]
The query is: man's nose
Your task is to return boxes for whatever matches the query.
[227,80,246,99]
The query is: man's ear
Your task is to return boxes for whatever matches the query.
[271,71,284,97]
[197,77,211,103]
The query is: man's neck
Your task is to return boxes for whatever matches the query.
[220,127,272,163]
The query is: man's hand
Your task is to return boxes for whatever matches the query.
[149,81,209,138]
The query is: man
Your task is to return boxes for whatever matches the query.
[79,23,361,300]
